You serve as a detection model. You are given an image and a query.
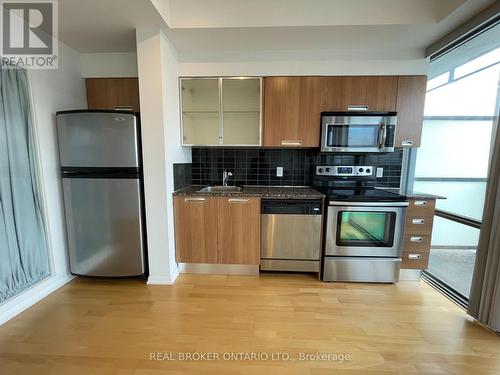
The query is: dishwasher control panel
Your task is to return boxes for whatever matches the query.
[316,165,373,177]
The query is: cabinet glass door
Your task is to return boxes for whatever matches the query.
[222,78,261,145]
[181,78,220,145]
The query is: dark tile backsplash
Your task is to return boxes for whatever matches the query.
[173,163,192,190]
[189,148,404,189]
[192,148,312,186]
[310,149,404,189]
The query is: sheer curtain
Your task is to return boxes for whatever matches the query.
[468,117,500,332]
[0,66,50,302]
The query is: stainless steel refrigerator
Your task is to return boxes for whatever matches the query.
[56,110,146,277]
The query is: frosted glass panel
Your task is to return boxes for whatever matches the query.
[222,78,260,145]
[413,181,487,220]
[181,78,220,145]
[182,112,220,145]
[223,112,260,145]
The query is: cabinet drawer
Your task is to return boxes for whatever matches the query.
[403,234,431,252]
[401,251,429,269]
[407,198,436,217]
[404,215,434,235]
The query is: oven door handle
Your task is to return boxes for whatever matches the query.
[329,201,409,207]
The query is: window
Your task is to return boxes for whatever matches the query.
[408,23,500,304]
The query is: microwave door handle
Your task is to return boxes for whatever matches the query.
[378,123,387,149]
[378,123,384,148]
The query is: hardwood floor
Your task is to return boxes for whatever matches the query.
[1,274,499,374]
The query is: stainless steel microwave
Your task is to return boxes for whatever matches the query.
[321,112,397,152]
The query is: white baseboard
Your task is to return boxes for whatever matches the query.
[0,274,74,326]
[147,272,179,285]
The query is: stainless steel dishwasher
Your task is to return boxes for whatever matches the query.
[261,200,323,272]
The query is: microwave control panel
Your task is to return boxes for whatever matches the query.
[316,165,374,177]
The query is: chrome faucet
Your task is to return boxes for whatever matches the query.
[222,170,233,186]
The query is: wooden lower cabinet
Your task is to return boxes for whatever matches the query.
[174,196,261,265]
[174,196,218,263]
[217,197,261,265]
[401,198,436,269]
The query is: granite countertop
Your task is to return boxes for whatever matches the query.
[404,191,447,200]
[173,185,325,199]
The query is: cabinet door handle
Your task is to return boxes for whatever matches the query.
[414,200,427,207]
[347,105,369,111]
[114,106,133,111]
[228,198,249,203]
[410,236,424,243]
[402,140,414,146]
[412,218,425,225]
[185,197,206,203]
[281,140,302,146]
[408,253,421,260]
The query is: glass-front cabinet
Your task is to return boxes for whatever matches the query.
[180,77,262,146]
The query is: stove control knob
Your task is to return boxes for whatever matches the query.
[318,168,324,173]
[325,168,331,173]
[359,168,364,173]
[366,168,371,174]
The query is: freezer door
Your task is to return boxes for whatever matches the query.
[57,112,140,168]
[62,177,145,276]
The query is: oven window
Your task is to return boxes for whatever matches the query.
[326,125,379,148]
[337,211,396,247]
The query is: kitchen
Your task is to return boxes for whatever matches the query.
[1,0,500,373]
[170,75,439,283]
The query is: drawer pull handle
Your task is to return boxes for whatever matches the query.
[410,236,424,242]
[228,198,249,203]
[347,105,369,111]
[408,253,421,260]
[281,140,302,146]
[412,218,425,225]
[414,200,427,207]
[185,197,206,203]
[401,140,414,146]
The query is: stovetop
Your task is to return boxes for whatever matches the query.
[316,187,408,202]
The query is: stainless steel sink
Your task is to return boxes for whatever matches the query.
[198,186,243,193]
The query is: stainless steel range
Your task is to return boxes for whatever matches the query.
[314,165,408,283]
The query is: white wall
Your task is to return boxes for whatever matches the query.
[81,52,138,77]
[161,33,191,279]
[0,41,87,325]
[178,58,428,77]
[136,28,190,285]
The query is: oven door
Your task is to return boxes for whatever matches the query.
[321,114,396,152]
[325,202,407,257]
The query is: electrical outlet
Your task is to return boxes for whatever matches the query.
[276,167,284,177]
[376,167,384,178]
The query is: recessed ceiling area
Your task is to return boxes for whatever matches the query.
[58,0,496,63]
[158,0,467,29]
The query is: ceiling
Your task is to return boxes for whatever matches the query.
[58,0,496,62]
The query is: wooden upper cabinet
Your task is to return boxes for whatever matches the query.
[263,76,399,147]
[263,77,322,147]
[322,76,398,111]
[86,78,140,112]
[263,77,301,147]
[395,76,427,148]
[174,196,218,263]
[217,197,260,265]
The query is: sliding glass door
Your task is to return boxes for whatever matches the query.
[408,23,500,306]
